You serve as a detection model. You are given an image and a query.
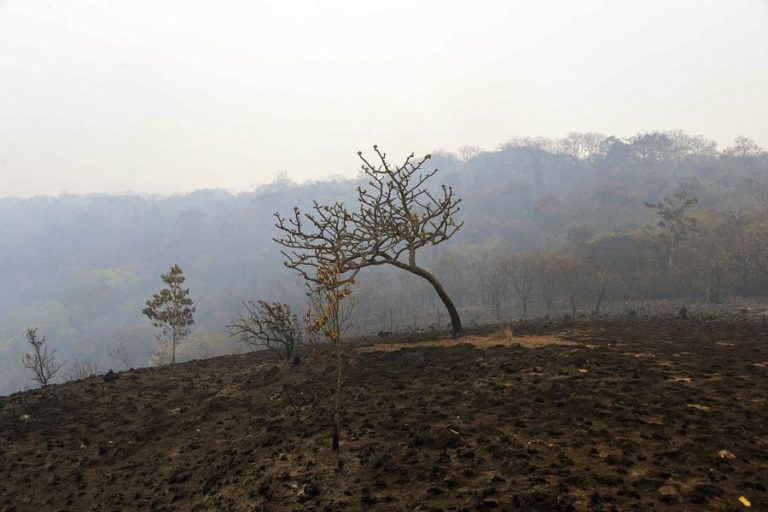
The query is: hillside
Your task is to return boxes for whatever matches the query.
[2,318,767,511]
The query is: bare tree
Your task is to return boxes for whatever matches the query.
[304,262,355,451]
[557,132,606,160]
[274,189,357,450]
[502,136,558,153]
[535,249,559,311]
[275,146,464,332]
[724,212,768,289]
[591,265,612,315]
[353,270,401,333]
[725,136,764,158]
[458,145,482,161]
[508,254,535,318]
[554,254,593,315]
[22,328,63,388]
[108,341,135,370]
[667,130,717,160]
[69,358,99,381]
[227,300,302,361]
[696,214,739,304]
[142,264,195,365]
[477,251,510,322]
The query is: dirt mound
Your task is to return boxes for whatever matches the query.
[1,319,767,511]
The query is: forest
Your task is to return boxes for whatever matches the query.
[1,130,767,395]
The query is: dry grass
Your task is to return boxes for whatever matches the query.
[493,324,515,342]
[357,326,580,353]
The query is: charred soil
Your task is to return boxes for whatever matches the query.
[1,317,767,511]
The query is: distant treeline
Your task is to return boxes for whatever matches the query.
[1,131,766,393]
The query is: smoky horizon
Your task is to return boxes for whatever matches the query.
[1,0,767,197]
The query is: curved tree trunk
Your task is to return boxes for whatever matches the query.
[382,259,463,333]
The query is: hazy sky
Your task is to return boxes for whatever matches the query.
[1,1,766,197]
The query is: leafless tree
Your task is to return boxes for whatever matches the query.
[477,251,510,322]
[227,300,302,360]
[502,136,558,153]
[304,262,355,451]
[275,189,357,450]
[591,265,612,315]
[508,254,536,318]
[696,214,739,304]
[554,254,593,315]
[667,130,718,160]
[275,146,464,332]
[458,145,482,161]
[557,132,606,160]
[724,212,768,288]
[353,270,401,333]
[534,249,559,311]
[22,328,63,388]
[69,358,99,381]
[725,136,764,158]
[108,341,135,370]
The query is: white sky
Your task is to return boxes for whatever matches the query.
[0,0,766,197]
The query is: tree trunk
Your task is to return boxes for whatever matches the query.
[332,331,342,451]
[593,282,608,316]
[713,264,722,303]
[705,264,722,304]
[382,259,462,333]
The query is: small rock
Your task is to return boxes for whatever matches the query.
[718,449,736,459]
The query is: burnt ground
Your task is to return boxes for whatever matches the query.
[1,317,767,511]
